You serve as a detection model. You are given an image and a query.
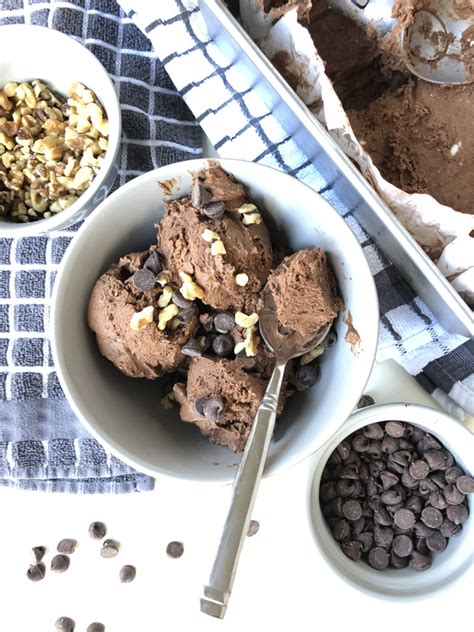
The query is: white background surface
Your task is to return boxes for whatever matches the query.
[1,359,472,632]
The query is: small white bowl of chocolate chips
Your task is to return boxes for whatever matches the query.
[308,402,474,599]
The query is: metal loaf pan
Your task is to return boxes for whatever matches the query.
[199,0,473,337]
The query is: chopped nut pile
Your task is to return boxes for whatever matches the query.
[0,80,108,223]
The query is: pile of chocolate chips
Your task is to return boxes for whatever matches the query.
[320,421,474,570]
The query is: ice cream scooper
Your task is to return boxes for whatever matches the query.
[200,285,333,619]
[328,0,473,85]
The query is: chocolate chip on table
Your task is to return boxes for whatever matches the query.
[166,541,184,559]
[100,539,120,558]
[392,534,413,557]
[51,554,70,573]
[57,539,77,555]
[295,364,320,388]
[385,421,405,438]
[247,520,260,537]
[426,532,447,552]
[409,459,430,480]
[32,545,46,563]
[456,475,474,494]
[341,540,363,561]
[421,507,443,529]
[212,334,234,357]
[446,504,469,525]
[342,500,362,521]
[444,483,465,505]
[55,617,75,632]
[191,181,212,207]
[119,565,137,583]
[214,312,235,334]
[88,521,107,540]
[143,251,161,275]
[203,201,226,219]
[409,551,432,571]
[368,547,389,570]
[27,563,46,582]
[393,508,415,530]
[181,338,203,358]
[87,624,105,632]
[357,395,375,409]
[132,268,156,292]
[172,289,193,309]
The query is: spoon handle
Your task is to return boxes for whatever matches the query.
[200,362,286,619]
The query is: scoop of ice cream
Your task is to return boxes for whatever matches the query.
[266,248,342,338]
[158,169,273,312]
[173,356,269,452]
[88,250,199,379]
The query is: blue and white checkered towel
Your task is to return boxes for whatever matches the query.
[117,0,473,422]
[0,0,201,492]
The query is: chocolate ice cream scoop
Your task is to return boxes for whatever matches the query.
[201,267,339,619]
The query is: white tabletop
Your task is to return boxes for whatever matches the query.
[1,358,472,632]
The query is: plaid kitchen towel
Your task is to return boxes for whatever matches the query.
[0,0,202,492]
[117,0,474,421]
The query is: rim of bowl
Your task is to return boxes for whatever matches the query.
[51,157,379,483]
[306,402,474,600]
[0,24,121,236]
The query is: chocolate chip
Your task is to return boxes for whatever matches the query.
[214,312,235,334]
[339,464,359,480]
[172,289,193,309]
[386,461,404,476]
[392,534,413,557]
[326,329,338,347]
[438,449,453,470]
[247,520,260,537]
[385,421,405,438]
[368,547,389,570]
[88,521,107,540]
[426,532,447,552]
[87,624,105,632]
[27,563,45,582]
[336,440,351,460]
[374,524,394,549]
[440,519,462,538]
[343,450,360,466]
[166,541,184,558]
[100,539,120,558]
[445,466,464,484]
[342,500,362,521]
[143,251,161,275]
[418,478,438,495]
[405,495,423,514]
[444,483,465,505]
[176,306,198,324]
[421,507,443,529]
[212,334,234,357]
[410,551,432,571]
[203,397,224,422]
[382,436,399,454]
[119,564,136,583]
[424,450,447,471]
[320,481,337,504]
[380,471,398,490]
[32,545,46,563]
[409,459,430,480]
[446,504,469,525]
[413,521,434,538]
[390,450,412,467]
[351,516,365,537]
[367,442,383,459]
[363,423,384,439]
[424,494,444,513]
[390,551,409,568]
[430,472,447,489]
[368,460,384,477]
[181,338,203,358]
[357,395,375,409]
[381,489,402,505]
[341,540,363,561]
[57,539,77,555]
[51,554,70,573]
[358,532,374,553]
[192,181,212,207]
[296,364,320,388]
[55,617,75,632]
[324,497,343,518]
[332,519,350,541]
[393,508,415,530]
[351,434,370,452]
[132,268,156,292]
[327,450,341,467]
[336,479,360,498]
[401,468,419,489]
[456,475,474,494]
[203,201,226,219]
[417,434,441,454]
[374,506,393,526]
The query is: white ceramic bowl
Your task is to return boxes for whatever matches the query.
[308,403,474,599]
[51,158,379,483]
[0,24,121,235]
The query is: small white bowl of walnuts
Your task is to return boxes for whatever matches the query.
[0,24,121,235]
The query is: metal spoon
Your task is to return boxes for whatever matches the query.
[200,286,333,619]
[328,0,473,85]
